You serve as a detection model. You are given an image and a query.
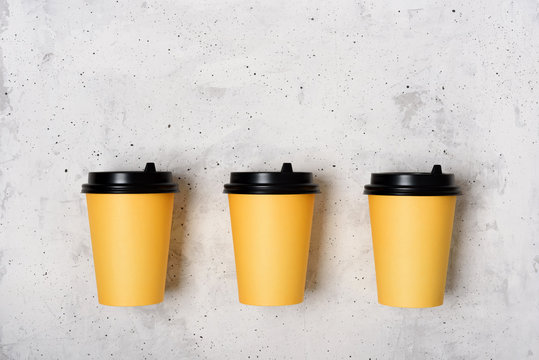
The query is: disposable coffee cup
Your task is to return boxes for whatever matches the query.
[364,165,461,308]
[82,162,178,306]
[224,163,320,306]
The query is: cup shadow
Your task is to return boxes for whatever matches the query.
[305,176,329,292]
[445,180,472,295]
[165,174,192,293]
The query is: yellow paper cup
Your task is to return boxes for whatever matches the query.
[224,163,319,306]
[364,165,461,308]
[82,163,178,306]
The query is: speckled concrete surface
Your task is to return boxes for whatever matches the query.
[1,0,538,358]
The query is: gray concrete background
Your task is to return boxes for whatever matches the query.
[1,0,538,358]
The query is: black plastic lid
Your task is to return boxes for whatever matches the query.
[223,163,320,194]
[81,162,179,194]
[364,165,461,196]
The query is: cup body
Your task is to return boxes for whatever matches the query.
[368,195,456,308]
[228,194,315,305]
[86,193,174,306]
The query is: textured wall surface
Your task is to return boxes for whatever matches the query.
[1,0,538,358]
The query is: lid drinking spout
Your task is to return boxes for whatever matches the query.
[281,163,293,172]
[431,164,442,175]
[144,162,156,173]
